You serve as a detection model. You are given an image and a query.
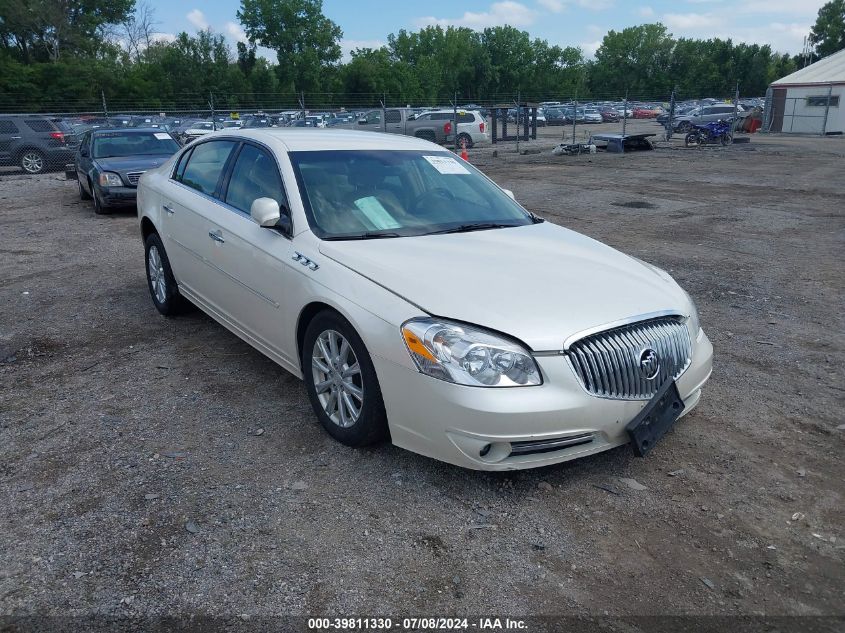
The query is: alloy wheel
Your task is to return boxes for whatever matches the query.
[311,329,363,428]
[22,152,44,174]
[147,245,167,304]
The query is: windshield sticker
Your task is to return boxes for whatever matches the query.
[353,197,402,230]
[423,155,470,175]
[154,132,171,140]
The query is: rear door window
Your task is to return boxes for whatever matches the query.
[25,119,55,132]
[0,120,19,134]
[179,140,237,196]
[385,110,402,124]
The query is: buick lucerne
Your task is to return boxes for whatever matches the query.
[137,129,713,470]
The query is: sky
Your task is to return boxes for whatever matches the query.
[146,0,827,60]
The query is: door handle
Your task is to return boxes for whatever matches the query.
[162,203,174,214]
[208,230,225,243]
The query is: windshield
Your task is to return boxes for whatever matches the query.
[92,132,180,158]
[290,150,533,239]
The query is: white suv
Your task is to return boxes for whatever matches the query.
[414,110,488,148]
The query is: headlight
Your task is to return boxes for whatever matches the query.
[401,318,541,387]
[98,172,123,187]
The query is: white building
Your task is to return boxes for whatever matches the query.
[767,48,845,134]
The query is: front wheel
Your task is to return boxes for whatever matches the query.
[684,133,699,148]
[302,311,388,447]
[457,132,473,149]
[721,133,733,146]
[78,178,91,200]
[92,189,109,215]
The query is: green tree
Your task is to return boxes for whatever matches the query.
[0,0,136,62]
[590,24,674,98]
[236,0,342,93]
[810,0,845,58]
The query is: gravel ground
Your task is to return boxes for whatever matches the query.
[0,129,843,631]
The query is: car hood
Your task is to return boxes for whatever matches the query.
[94,154,173,173]
[318,222,691,351]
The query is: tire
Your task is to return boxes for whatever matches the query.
[678,121,692,133]
[20,149,46,174]
[457,132,473,149]
[302,310,388,447]
[721,133,733,146]
[684,133,698,148]
[78,177,91,200]
[144,233,188,316]
[92,188,109,215]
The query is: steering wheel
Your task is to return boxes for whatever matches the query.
[412,187,455,214]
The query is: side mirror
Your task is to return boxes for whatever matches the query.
[79,147,89,157]
[251,197,281,227]
[502,188,516,201]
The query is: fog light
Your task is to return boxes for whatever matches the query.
[479,443,491,457]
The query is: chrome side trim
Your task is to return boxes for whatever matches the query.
[292,251,319,270]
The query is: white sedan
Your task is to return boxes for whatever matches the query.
[137,129,713,470]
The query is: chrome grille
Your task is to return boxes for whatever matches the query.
[126,171,145,186]
[567,316,692,400]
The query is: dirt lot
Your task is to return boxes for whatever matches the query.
[1,128,843,631]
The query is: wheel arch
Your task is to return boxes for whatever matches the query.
[12,145,45,162]
[140,216,158,241]
[296,301,343,371]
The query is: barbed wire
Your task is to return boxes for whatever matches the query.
[0,90,765,116]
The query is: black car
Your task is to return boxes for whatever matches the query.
[0,114,74,174]
[74,128,180,214]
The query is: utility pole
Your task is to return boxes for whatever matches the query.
[101,90,108,119]
[453,91,458,152]
[667,87,676,141]
[298,91,305,122]
[733,82,740,136]
[571,94,578,144]
[209,92,215,130]
[821,84,833,135]
[514,90,521,154]
[622,91,628,155]
[381,92,386,133]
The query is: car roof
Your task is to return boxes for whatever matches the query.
[91,127,169,135]
[205,128,443,152]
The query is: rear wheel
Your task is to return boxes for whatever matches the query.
[457,132,473,149]
[144,233,188,316]
[684,133,699,148]
[302,311,388,447]
[20,150,45,174]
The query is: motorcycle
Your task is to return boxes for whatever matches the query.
[685,119,733,148]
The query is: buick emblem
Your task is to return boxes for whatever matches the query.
[639,348,660,380]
